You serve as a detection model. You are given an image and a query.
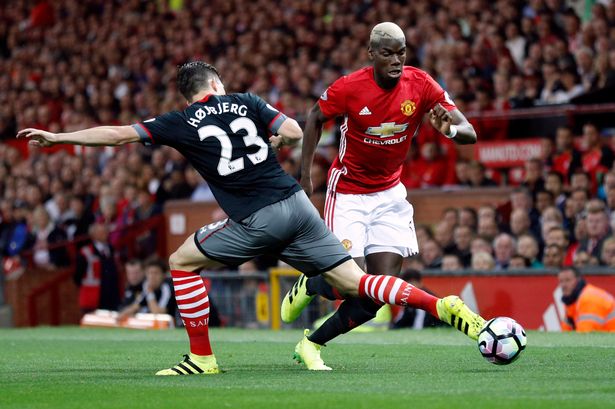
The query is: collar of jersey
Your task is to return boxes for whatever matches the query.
[197,94,213,103]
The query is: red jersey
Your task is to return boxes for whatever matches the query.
[319,66,456,194]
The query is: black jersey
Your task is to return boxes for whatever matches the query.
[132,93,301,221]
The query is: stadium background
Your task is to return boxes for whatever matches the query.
[1,0,615,332]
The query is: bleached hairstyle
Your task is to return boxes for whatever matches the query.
[369,22,406,48]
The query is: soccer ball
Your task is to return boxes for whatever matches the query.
[478,317,527,365]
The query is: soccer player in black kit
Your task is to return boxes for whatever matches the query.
[19,62,485,375]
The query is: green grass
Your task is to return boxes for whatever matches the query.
[1,328,614,409]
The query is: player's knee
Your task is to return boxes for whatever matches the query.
[168,249,185,271]
[336,280,357,296]
[322,263,361,296]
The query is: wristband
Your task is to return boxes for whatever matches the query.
[444,125,458,139]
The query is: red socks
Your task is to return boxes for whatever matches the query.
[171,270,213,356]
[359,274,438,317]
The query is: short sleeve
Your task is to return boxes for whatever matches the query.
[248,93,288,134]
[132,111,184,146]
[423,73,457,112]
[318,76,348,118]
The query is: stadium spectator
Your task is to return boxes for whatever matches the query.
[118,258,145,317]
[184,167,214,202]
[581,123,614,189]
[478,205,497,223]
[577,200,612,260]
[558,267,615,332]
[516,234,544,268]
[477,217,500,243]
[509,188,540,237]
[509,254,530,269]
[454,160,471,186]
[597,234,615,265]
[441,208,459,228]
[452,225,473,267]
[74,223,120,313]
[508,74,535,108]
[467,161,497,187]
[510,209,533,240]
[0,200,30,258]
[576,47,597,92]
[544,171,567,208]
[420,240,443,270]
[471,251,496,272]
[561,69,585,101]
[471,236,493,256]
[309,155,330,194]
[543,244,565,268]
[598,170,615,201]
[62,196,94,241]
[44,192,72,226]
[441,254,463,271]
[535,190,555,214]
[494,233,516,270]
[118,257,174,319]
[552,126,582,183]
[545,225,575,266]
[458,207,478,231]
[538,63,564,105]
[539,137,555,166]
[564,188,589,239]
[573,249,599,267]
[541,204,564,226]
[607,185,615,226]
[133,188,161,221]
[570,171,591,194]
[433,221,456,254]
[29,205,70,269]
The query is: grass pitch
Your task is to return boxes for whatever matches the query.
[1,327,614,409]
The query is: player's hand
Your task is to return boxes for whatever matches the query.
[300,176,313,197]
[428,104,453,135]
[269,135,285,149]
[16,128,58,147]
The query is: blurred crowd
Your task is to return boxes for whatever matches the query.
[1,0,615,275]
[405,171,615,270]
[4,0,615,138]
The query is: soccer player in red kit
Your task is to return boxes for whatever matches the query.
[282,22,479,370]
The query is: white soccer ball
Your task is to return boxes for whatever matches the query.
[477,317,527,365]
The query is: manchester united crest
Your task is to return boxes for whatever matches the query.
[341,239,352,251]
[401,100,416,116]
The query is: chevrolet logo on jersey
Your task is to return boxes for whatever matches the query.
[365,122,408,138]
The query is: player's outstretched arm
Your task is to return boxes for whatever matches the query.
[300,103,328,196]
[428,104,477,145]
[269,117,303,149]
[17,125,140,147]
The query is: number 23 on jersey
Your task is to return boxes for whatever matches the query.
[198,117,268,176]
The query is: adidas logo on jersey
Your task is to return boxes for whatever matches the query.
[359,106,372,115]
